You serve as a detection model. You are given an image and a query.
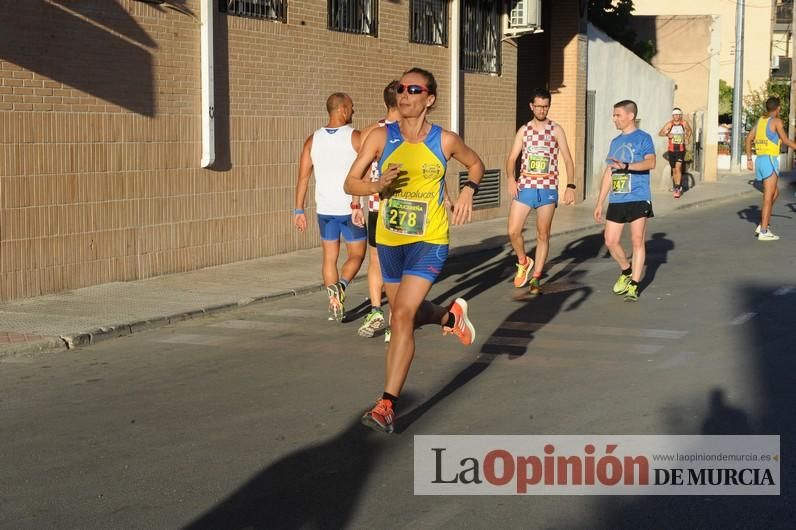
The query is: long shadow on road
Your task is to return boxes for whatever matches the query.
[184,395,419,530]
[398,232,606,433]
[585,286,795,529]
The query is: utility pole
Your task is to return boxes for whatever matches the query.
[731,0,746,172]
[789,0,796,170]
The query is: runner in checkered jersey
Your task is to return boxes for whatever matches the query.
[506,88,576,296]
[356,80,401,340]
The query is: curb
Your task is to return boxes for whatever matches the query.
[5,186,757,354]
[0,336,69,358]
[55,284,328,350]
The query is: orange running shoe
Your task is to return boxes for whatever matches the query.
[513,256,534,288]
[361,398,395,433]
[443,298,476,345]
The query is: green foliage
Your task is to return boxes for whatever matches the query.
[744,80,790,133]
[588,0,656,63]
[719,79,733,119]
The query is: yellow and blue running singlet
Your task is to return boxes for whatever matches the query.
[754,117,781,181]
[376,122,448,246]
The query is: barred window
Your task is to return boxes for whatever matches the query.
[219,0,286,21]
[461,0,501,75]
[328,0,378,36]
[411,0,448,46]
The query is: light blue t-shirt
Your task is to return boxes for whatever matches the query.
[605,129,655,203]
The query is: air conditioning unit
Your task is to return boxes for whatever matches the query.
[509,0,541,31]
[771,55,781,70]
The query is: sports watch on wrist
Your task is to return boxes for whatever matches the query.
[462,180,480,195]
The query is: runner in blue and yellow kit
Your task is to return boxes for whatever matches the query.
[744,96,796,241]
[344,67,484,433]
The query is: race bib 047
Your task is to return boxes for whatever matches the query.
[384,197,428,236]
[611,173,632,194]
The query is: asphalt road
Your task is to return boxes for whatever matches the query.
[1,195,795,529]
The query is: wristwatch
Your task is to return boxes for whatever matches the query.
[623,162,630,171]
[566,184,576,190]
[462,180,480,195]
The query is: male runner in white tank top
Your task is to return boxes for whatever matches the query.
[294,92,367,321]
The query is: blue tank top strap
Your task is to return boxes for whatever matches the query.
[379,122,403,169]
[424,124,447,168]
[765,118,779,144]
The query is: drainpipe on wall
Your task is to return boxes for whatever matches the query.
[450,0,460,135]
[200,0,215,168]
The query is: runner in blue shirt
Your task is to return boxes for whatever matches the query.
[593,100,656,302]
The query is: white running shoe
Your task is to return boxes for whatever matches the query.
[758,230,780,241]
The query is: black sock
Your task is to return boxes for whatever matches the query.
[371,305,381,313]
[622,267,632,276]
[382,392,398,406]
[628,279,638,287]
[445,312,456,328]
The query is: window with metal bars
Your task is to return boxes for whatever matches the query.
[459,169,501,210]
[461,0,501,75]
[219,0,286,22]
[411,0,448,46]
[328,0,378,36]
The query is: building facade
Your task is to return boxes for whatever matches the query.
[0,0,587,301]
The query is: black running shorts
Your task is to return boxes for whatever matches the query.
[367,210,379,248]
[667,150,686,167]
[606,201,654,224]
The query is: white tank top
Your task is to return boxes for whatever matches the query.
[310,125,356,215]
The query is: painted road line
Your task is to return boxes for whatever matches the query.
[481,336,663,355]
[729,312,757,326]
[499,321,687,340]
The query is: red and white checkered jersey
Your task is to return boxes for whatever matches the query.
[367,119,390,212]
[519,120,560,190]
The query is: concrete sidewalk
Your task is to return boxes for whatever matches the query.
[0,172,763,356]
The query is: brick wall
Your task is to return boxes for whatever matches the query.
[0,0,526,301]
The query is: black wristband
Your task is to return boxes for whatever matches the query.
[462,180,480,195]
[623,162,630,171]
[566,184,576,190]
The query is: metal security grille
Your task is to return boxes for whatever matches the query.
[220,0,286,21]
[461,0,501,74]
[328,0,378,36]
[411,0,448,46]
[459,169,501,210]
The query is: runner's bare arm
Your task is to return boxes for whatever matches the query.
[745,127,756,170]
[506,127,525,181]
[344,127,391,195]
[773,118,796,150]
[554,124,577,205]
[610,153,655,172]
[658,121,672,137]
[684,121,693,144]
[294,135,313,231]
[443,130,484,225]
[593,166,613,223]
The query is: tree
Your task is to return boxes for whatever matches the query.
[744,80,790,134]
[719,79,733,123]
[588,0,656,63]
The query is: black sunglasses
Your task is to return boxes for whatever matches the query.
[396,84,429,95]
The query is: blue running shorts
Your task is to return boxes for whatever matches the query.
[754,155,779,181]
[378,242,449,283]
[317,214,367,242]
[515,188,559,209]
